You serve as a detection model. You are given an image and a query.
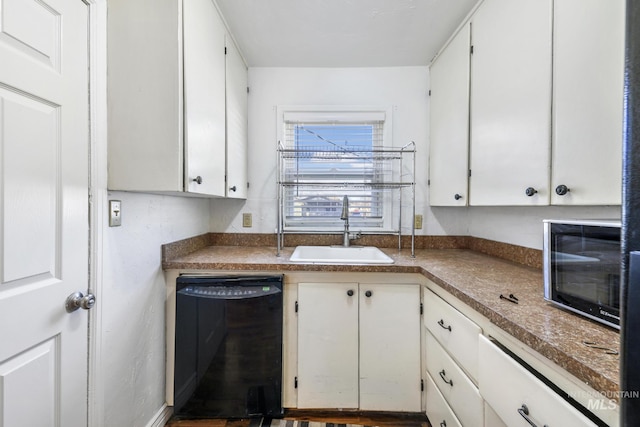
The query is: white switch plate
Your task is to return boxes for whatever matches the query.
[109,200,122,227]
[242,213,252,228]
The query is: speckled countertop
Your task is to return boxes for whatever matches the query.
[163,239,620,401]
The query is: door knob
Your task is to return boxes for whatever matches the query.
[65,291,96,313]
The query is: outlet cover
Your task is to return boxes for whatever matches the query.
[414,214,423,230]
[242,213,252,228]
[109,200,122,227]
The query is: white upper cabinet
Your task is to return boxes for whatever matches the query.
[225,35,249,199]
[551,0,624,205]
[183,0,227,196]
[108,0,247,198]
[429,23,471,207]
[469,0,553,205]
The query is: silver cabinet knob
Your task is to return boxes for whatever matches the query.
[525,187,538,197]
[65,291,96,313]
[192,176,203,184]
[229,185,237,192]
[454,193,463,200]
[555,184,570,196]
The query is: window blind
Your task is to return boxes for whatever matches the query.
[281,120,388,230]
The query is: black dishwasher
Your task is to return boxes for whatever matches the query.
[173,274,284,419]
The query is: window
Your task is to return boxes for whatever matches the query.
[278,108,393,231]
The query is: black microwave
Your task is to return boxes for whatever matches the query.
[543,219,621,329]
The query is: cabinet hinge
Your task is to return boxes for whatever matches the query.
[295,301,298,313]
[295,377,298,388]
[428,89,431,96]
[427,179,431,186]
[421,379,424,391]
[247,87,250,94]
[420,302,424,315]
[470,45,474,54]
[225,46,227,55]
[468,169,472,178]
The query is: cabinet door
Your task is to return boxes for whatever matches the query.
[429,23,470,207]
[183,0,227,196]
[551,0,624,205]
[469,0,553,205]
[359,284,421,412]
[225,35,248,199]
[297,283,359,409]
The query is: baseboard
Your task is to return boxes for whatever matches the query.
[146,404,173,427]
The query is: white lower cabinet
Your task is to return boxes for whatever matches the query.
[297,282,359,409]
[426,374,463,427]
[478,335,598,427]
[424,288,481,382]
[296,282,421,412]
[426,332,483,427]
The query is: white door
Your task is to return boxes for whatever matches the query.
[469,0,553,205]
[225,35,248,199]
[183,0,227,196]
[551,0,624,205]
[297,282,359,409]
[359,284,421,412]
[429,23,470,207]
[0,0,90,426]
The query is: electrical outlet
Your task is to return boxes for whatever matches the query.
[109,200,122,227]
[414,214,423,230]
[242,213,252,228]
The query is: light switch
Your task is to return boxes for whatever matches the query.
[109,200,122,227]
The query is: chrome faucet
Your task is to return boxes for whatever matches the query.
[340,195,350,247]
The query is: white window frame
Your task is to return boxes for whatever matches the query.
[277,105,395,233]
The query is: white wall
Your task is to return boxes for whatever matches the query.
[209,66,470,237]
[101,192,210,426]
[466,205,620,249]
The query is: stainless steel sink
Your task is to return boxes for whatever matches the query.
[289,245,394,264]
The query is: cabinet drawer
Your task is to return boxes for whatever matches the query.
[478,336,598,427]
[424,288,481,381]
[426,374,463,427]
[426,332,483,427]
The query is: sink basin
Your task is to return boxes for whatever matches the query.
[290,245,394,264]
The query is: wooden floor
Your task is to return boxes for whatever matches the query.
[166,409,431,427]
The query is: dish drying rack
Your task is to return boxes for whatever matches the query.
[276,141,416,257]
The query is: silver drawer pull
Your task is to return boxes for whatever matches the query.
[437,318,452,331]
[518,404,549,427]
[439,369,453,386]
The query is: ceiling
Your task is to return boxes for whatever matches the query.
[215,0,479,67]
